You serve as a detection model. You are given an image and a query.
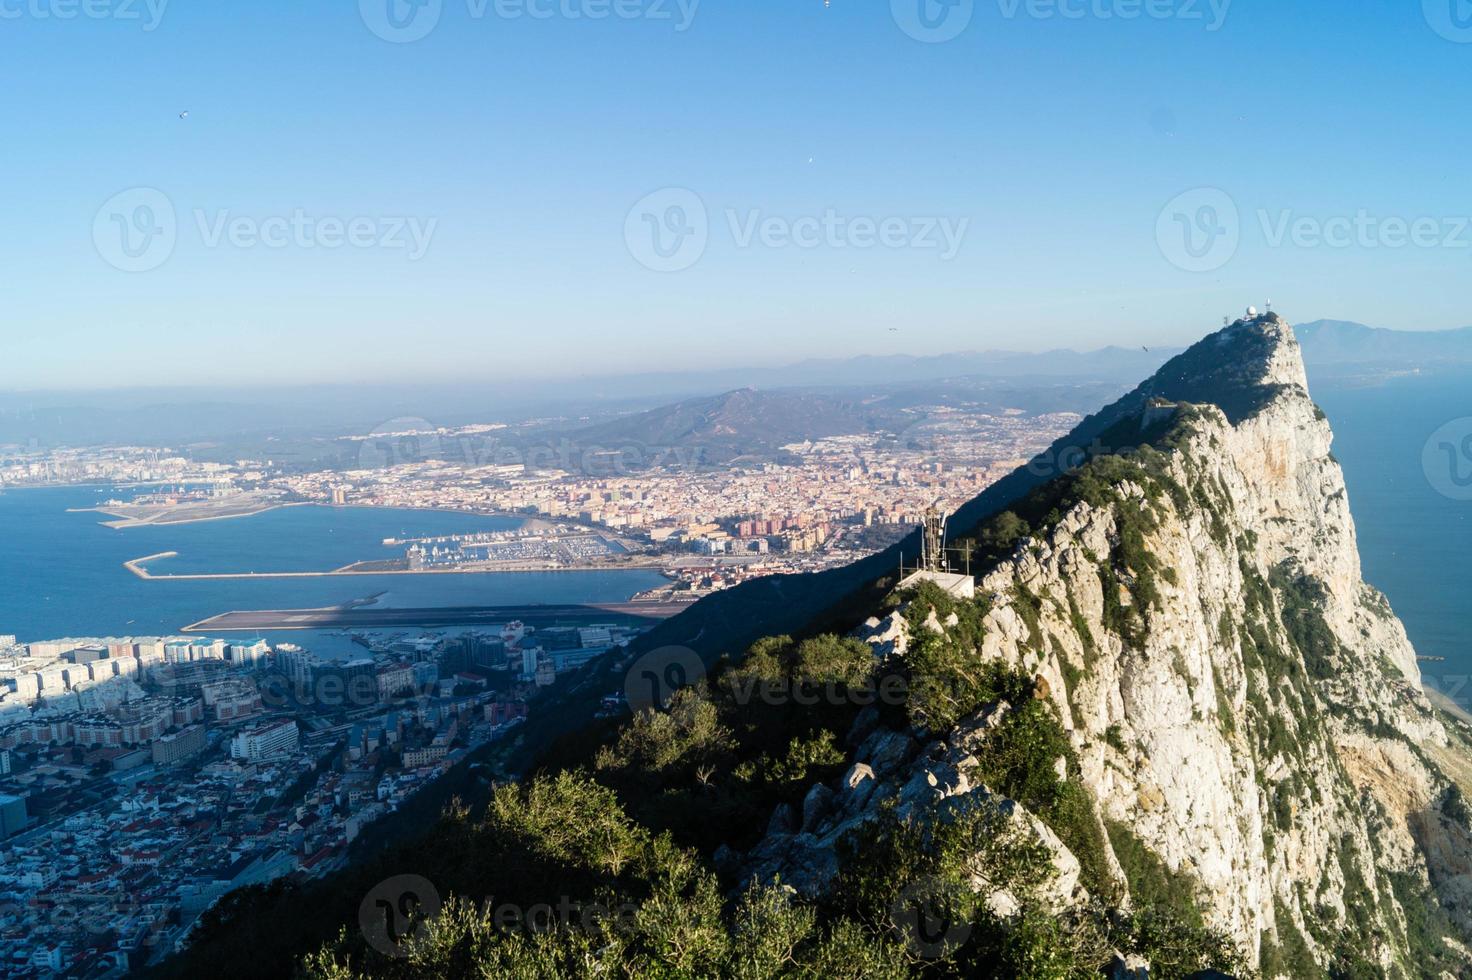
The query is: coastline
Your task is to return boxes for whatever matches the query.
[124,552,679,581]
[78,501,311,529]
[70,498,540,531]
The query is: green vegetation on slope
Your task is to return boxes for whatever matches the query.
[291,575,1247,979]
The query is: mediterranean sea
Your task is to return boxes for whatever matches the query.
[1315,367,1472,703]
[0,487,666,659]
[2,373,1467,682]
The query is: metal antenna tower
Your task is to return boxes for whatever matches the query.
[921,504,948,573]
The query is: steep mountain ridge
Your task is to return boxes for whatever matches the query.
[739,315,1472,975]
[163,315,1472,979]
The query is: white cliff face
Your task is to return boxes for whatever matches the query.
[742,316,1472,977]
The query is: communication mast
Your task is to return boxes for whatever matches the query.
[921,504,948,573]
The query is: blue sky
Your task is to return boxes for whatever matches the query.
[4,0,1472,387]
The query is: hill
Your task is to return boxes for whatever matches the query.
[547,378,1128,464]
[152,315,1472,978]
[1297,318,1472,371]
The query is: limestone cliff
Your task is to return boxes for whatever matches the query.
[741,315,1472,977]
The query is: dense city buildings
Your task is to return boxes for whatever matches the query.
[0,615,637,976]
[0,399,1081,975]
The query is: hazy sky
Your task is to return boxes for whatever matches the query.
[4,0,1471,388]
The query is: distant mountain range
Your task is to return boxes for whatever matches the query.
[1296,318,1472,369]
[563,320,1472,396]
[486,321,1472,464]
[1,321,1469,451]
[577,345,1182,398]
[551,377,1130,464]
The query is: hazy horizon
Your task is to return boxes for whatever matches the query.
[0,314,1465,399]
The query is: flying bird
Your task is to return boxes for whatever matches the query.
[179,110,190,120]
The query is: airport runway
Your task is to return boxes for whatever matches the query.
[182,600,692,632]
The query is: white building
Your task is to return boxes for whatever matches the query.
[30,945,66,972]
[228,639,270,667]
[230,720,300,762]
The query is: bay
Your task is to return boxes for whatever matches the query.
[4,376,1468,682]
[0,487,667,658]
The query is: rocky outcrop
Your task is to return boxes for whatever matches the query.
[737,315,1472,977]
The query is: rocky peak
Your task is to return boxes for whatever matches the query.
[740,314,1472,977]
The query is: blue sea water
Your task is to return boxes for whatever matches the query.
[1314,368,1472,697]
[0,488,666,658]
[1,379,1466,675]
